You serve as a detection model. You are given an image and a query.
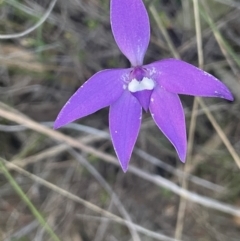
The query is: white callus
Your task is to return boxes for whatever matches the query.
[128,77,155,92]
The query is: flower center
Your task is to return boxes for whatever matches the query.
[127,67,155,111]
[128,77,155,92]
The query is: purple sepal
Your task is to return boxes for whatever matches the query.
[109,90,142,172]
[132,90,152,111]
[110,0,150,66]
[149,86,187,162]
[147,59,234,101]
[54,69,130,129]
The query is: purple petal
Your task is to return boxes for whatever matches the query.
[54,69,130,129]
[132,90,153,111]
[146,59,233,100]
[109,91,142,172]
[110,0,150,66]
[149,87,187,161]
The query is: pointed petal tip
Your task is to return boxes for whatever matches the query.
[115,149,129,173]
[179,154,186,163]
[175,144,186,163]
[53,115,68,129]
[226,92,234,101]
[214,85,234,101]
[121,163,129,173]
[53,121,61,130]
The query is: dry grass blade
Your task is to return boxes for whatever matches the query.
[200,3,240,76]
[1,0,240,239]
[1,158,181,241]
[69,149,141,241]
[197,98,240,168]
[0,160,61,241]
[10,132,225,193]
[135,148,225,192]
[149,5,180,59]
[175,0,202,239]
[0,0,57,39]
[0,102,117,165]
[150,2,240,170]
[0,102,240,217]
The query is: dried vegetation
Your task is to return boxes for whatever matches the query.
[0,0,240,240]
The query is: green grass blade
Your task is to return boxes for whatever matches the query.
[199,4,240,68]
[0,158,61,241]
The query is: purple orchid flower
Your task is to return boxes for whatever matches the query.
[54,0,233,172]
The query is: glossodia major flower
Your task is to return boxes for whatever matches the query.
[54,0,233,172]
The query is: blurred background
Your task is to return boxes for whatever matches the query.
[0,0,240,240]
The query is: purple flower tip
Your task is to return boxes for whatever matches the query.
[54,0,233,172]
[53,123,59,130]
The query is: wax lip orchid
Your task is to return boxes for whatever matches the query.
[54,0,233,172]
